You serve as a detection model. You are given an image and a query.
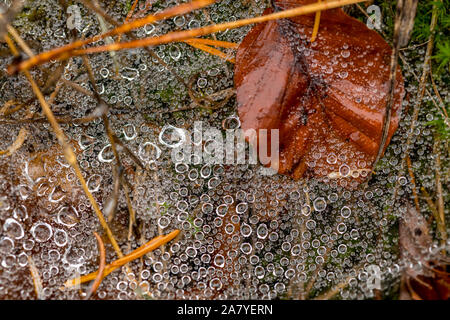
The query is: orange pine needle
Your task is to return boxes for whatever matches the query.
[9,0,367,73]
[117,0,140,43]
[28,256,44,300]
[184,40,235,63]
[72,0,366,56]
[64,230,180,288]
[310,0,322,42]
[184,38,239,49]
[7,0,217,74]
[84,232,106,300]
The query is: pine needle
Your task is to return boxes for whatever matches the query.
[9,0,367,73]
[84,232,106,300]
[64,230,180,288]
[184,40,236,63]
[28,256,44,300]
[310,0,321,42]
[184,38,239,49]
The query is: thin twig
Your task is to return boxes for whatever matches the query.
[433,136,447,248]
[65,230,180,287]
[184,38,239,48]
[310,0,321,42]
[372,0,418,170]
[5,27,125,259]
[84,232,106,300]
[28,256,44,300]
[0,127,28,156]
[402,0,441,168]
[405,155,420,212]
[117,0,139,43]
[184,40,236,63]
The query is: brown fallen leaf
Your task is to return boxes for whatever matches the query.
[399,203,450,300]
[235,0,404,187]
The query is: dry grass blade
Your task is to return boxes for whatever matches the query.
[84,232,106,300]
[402,0,441,168]
[184,40,236,63]
[405,155,420,212]
[4,28,125,260]
[10,0,367,72]
[28,256,44,300]
[433,137,447,247]
[395,0,419,48]
[0,127,28,156]
[428,62,449,121]
[64,230,181,287]
[372,0,418,170]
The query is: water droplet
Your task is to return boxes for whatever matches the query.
[98,144,115,163]
[291,244,301,256]
[144,24,155,35]
[313,197,327,212]
[57,206,79,227]
[222,116,241,130]
[122,124,137,140]
[48,186,66,203]
[327,153,337,164]
[209,278,222,290]
[216,204,228,217]
[186,247,197,258]
[139,142,161,163]
[78,134,96,150]
[169,45,181,61]
[200,165,211,178]
[214,254,225,268]
[339,164,350,177]
[159,125,186,149]
[240,223,252,237]
[255,265,265,279]
[157,216,170,229]
[256,224,268,239]
[337,223,347,234]
[240,243,252,255]
[54,229,68,247]
[236,202,248,214]
[341,50,350,58]
[341,206,351,218]
[0,237,14,254]
[120,67,139,81]
[31,222,53,242]
[87,174,102,192]
[3,218,24,240]
[301,204,311,216]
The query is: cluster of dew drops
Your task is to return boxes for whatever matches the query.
[0,0,448,300]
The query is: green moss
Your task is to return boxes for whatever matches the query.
[27,6,46,22]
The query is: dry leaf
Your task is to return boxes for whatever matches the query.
[235,0,404,187]
[399,203,450,300]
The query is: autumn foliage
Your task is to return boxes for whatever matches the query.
[235,0,404,186]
